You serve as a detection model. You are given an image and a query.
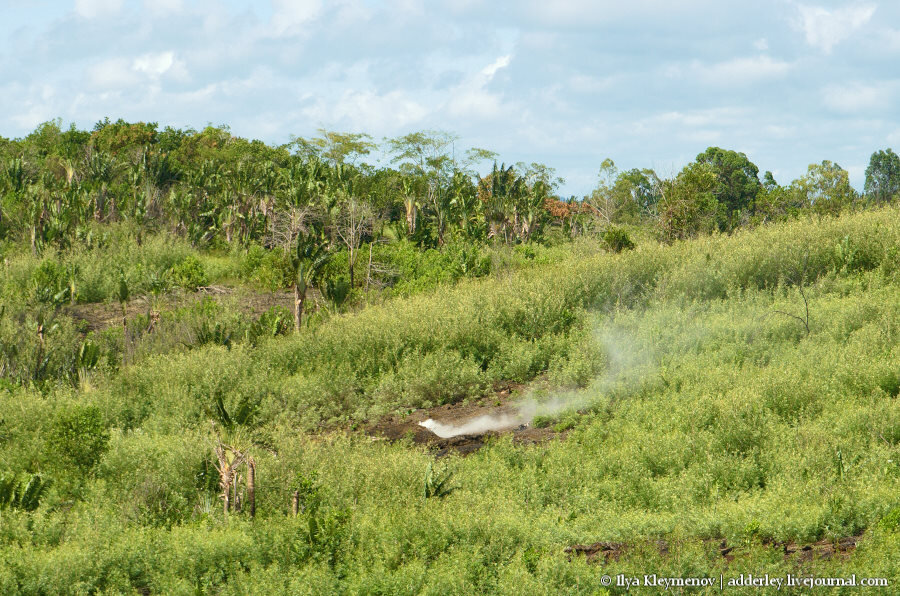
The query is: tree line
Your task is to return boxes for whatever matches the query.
[1,117,898,262]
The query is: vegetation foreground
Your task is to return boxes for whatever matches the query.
[1,121,900,593]
[0,207,897,593]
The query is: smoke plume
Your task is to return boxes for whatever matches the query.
[418,325,654,439]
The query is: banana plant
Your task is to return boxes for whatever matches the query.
[84,149,121,221]
[0,473,49,512]
[0,158,30,233]
[213,431,257,517]
[448,170,482,240]
[291,223,331,333]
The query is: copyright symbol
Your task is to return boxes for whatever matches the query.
[601,575,611,586]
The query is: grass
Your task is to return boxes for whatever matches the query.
[1,208,900,593]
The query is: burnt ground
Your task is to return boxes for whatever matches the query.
[62,285,296,333]
[365,385,564,457]
[565,534,862,566]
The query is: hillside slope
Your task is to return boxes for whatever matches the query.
[1,208,900,594]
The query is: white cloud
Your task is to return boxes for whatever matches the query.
[481,54,511,79]
[444,0,484,12]
[762,124,797,139]
[795,3,876,53]
[133,52,175,76]
[74,0,123,19]
[390,0,425,16]
[304,89,429,133]
[88,58,139,88]
[875,27,900,52]
[684,55,792,86]
[270,0,323,36]
[753,38,769,51]
[846,164,866,185]
[448,87,505,119]
[333,0,374,25]
[143,0,183,17]
[524,0,718,26]
[9,99,51,130]
[568,74,616,94]
[823,82,892,113]
[701,56,791,84]
[447,54,512,119]
[633,107,749,137]
[88,52,188,90]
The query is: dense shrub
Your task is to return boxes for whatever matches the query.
[46,403,110,473]
[167,255,208,291]
[601,226,635,253]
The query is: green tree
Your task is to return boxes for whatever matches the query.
[793,160,856,216]
[307,129,376,166]
[864,148,900,204]
[90,118,158,155]
[752,172,804,224]
[586,158,620,226]
[657,162,720,241]
[477,163,526,244]
[388,131,458,246]
[695,146,761,229]
[614,167,661,223]
[587,160,660,227]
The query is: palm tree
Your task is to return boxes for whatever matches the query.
[0,158,31,237]
[291,224,330,333]
[449,170,482,240]
[84,149,120,221]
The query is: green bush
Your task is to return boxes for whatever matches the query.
[246,306,292,344]
[168,255,208,291]
[375,349,487,409]
[29,259,71,305]
[601,226,635,253]
[241,245,292,291]
[46,403,110,473]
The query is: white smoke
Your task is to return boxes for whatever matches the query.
[418,324,655,439]
[419,413,523,438]
[418,393,590,438]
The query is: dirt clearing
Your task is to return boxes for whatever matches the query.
[365,385,563,456]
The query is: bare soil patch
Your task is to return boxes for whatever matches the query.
[62,286,296,333]
[565,534,863,566]
[365,384,563,456]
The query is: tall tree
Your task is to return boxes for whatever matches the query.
[586,158,620,226]
[793,160,856,216]
[864,148,900,204]
[333,192,374,288]
[308,129,376,166]
[695,147,761,229]
[752,171,804,224]
[657,162,719,241]
[614,167,661,222]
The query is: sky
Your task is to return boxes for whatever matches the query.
[1,0,899,197]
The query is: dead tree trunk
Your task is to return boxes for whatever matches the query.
[247,457,256,518]
[365,243,373,293]
[34,323,45,381]
[221,464,232,515]
[293,284,305,334]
